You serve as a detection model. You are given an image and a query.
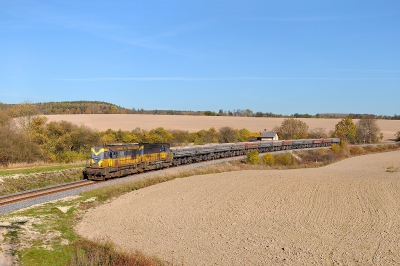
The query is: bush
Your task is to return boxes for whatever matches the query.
[246,150,260,164]
[330,143,342,154]
[363,146,376,153]
[322,152,338,162]
[350,146,363,155]
[57,151,79,163]
[376,145,389,151]
[262,153,275,166]
[274,152,296,166]
[70,239,163,266]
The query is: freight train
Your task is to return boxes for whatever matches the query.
[83,138,340,180]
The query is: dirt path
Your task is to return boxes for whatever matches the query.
[76,151,400,265]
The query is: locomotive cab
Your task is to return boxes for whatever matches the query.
[83,143,173,180]
[89,146,117,169]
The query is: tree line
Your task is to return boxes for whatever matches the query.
[273,117,384,144]
[1,101,399,119]
[0,103,392,167]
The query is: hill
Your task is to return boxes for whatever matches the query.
[2,101,398,119]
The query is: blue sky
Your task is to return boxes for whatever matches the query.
[0,1,399,115]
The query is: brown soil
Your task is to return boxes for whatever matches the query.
[75,151,400,265]
[46,114,400,140]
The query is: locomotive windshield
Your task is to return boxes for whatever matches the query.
[91,147,105,163]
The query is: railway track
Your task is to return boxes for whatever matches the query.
[0,180,97,207]
[0,147,324,209]
[0,144,353,211]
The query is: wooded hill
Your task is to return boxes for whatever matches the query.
[0,101,398,119]
[0,101,131,115]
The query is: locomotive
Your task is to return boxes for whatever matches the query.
[83,142,172,180]
[83,138,340,180]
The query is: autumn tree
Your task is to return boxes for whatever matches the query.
[395,131,400,141]
[218,126,238,143]
[0,110,15,166]
[8,101,40,132]
[237,128,251,142]
[273,118,309,139]
[333,118,357,143]
[191,129,208,145]
[308,127,327,139]
[101,130,117,145]
[130,127,146,143]
[246,150,260,164]
[146,127,173,143]
[170,130,190,146]
[356,115,380,143]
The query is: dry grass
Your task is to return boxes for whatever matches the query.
[70,239,164,266]
[0,168,83,196]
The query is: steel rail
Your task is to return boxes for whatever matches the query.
[0,180,96,206]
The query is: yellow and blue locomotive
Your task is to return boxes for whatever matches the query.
[83,143,172,180]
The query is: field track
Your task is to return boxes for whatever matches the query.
[46,114,400,140]
[76,150,400,265]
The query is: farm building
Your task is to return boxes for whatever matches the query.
[258,130,279,141]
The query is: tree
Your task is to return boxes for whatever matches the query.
[246,150,260,164]
[146,127,173,143]
[0,109,12,128]
[395,131,400,141]
[8,101,40,132]
[262,153,275,166]
[204,127,219,143]
[245,109,254,117]
[333,118,357,143]
[308,127,327,139]
[218,127,238,143]
[356,115,380,143]
[170,130,190,146]
[237,128,251,142]
[273,118,309,139]
[204,111,216,116]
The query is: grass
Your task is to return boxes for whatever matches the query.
[0,164,85,177]
[3,203,79,266]
[0,168,84,196]
[69,239,164,266]
[1,143,399,265]
[387,165,399,173]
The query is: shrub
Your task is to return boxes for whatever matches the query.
[363,146,376,153]
[246,150,260,164]
[262,153,275,166]
[69,239,163,266]
[350,146,363,155]
[274,152,296,166]
[376,145,389,151]
[323,152,338,162]
[57,151,79,163]
[298,150,325,163]
[330,143,342,154]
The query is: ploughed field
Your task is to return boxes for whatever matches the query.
[46,114,400,140]
[76,150,400,265]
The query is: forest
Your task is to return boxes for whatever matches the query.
[1,101,398,119]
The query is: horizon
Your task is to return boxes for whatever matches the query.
[1,1,399,115]
[0,100,396,117]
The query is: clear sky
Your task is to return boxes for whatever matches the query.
[1,1,399,116]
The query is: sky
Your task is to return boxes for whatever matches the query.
[0,1,399,116]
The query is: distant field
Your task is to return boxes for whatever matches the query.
[45,114,400,140]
